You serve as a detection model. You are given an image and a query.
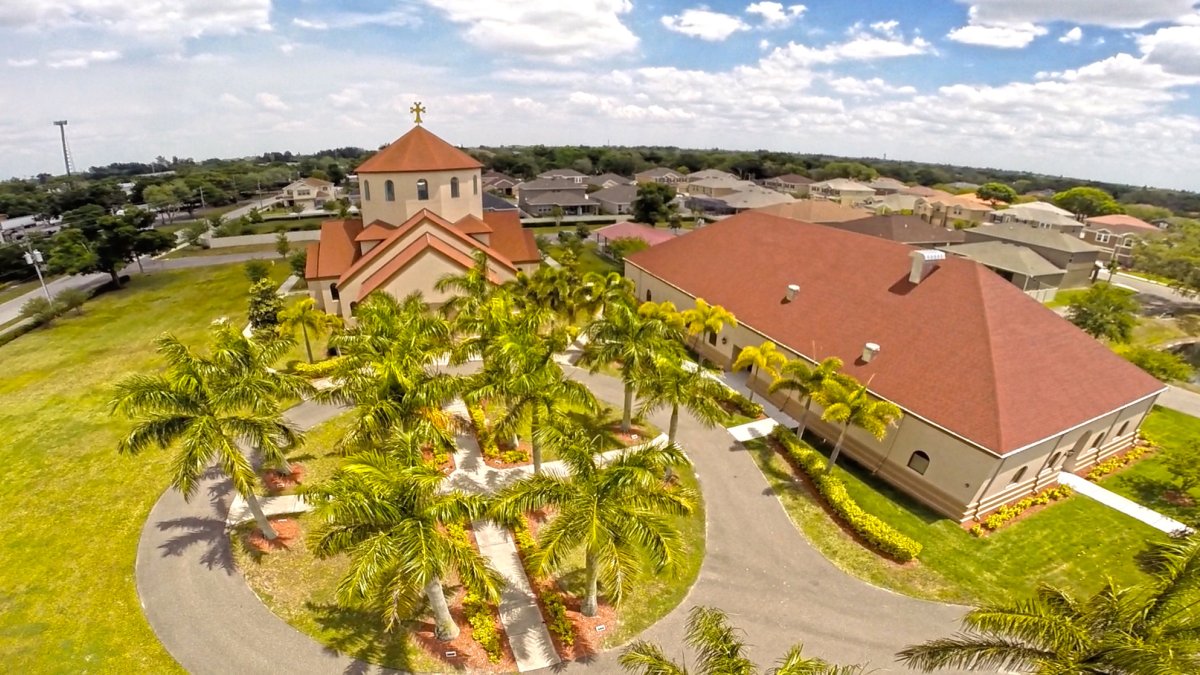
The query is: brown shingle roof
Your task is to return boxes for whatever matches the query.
[833,215,966,245]
[754,200,871,223]
[356,126,483,174]
[626,211,1163,455]
[307,219,363,279]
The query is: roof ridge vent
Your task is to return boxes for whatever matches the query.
[909,249,946,284]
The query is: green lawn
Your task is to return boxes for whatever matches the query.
[1103,407,1200,522]
[545,243,622,276]
[163,243,281,259]
[743,436,1166,605]
[1044,288,1087,309]
[0,263,287,671]
[237,217,326,235]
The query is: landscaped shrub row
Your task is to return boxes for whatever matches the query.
[291,356,344,379]
[1086,443,1152,481]
[511,520,575,648]
[969,485,1074,536]
[769,426,923,562]
[446,523,504,663]
[719,386,764,419]
[466,404,528,464]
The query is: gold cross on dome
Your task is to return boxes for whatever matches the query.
[410,101,426,125]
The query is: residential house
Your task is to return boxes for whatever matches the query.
[914,192,994,228]
[623,211,1163,522]
[686,176,758,198]
[964,223,1101,288]
[762,173,814,196]
[593,222,677,252]
[304,125,539,319]
[899,184,942,198]
[809,178,876,206]
[591,184,638,215]
[946,181,981,191]
[1082,214,1164,266]
[482,192,521,214]
[990,202,1083,235]
[831,214,965,247]
[861,193,920,215]
[586,173,635,190]
[482,170,518,196]
[537,168,587,183]
[0,214,62,243]
[515,178,599,216]
[866,177,909,195]
[281,177,336,210]
[939,241,1065,302]
[754,199,872,223]
[687,169,737,184]
[635,167,685,185]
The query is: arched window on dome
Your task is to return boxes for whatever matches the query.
[363,180,371,201]
[450,177,460,198]
[417,179,429,201]
[384,180,395,202]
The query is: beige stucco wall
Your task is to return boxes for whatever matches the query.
[625,262,1160,521]
[359,168,482,225]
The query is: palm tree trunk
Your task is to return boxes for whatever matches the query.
[746,365,757,403]
[135,255,144,273]
[665,405,680,482]
[424,576,459,640]
[301,324,313,363]
[826,425,849,474]
[622,381,634,433]
[244,491,278,540]
[531,404,543,474]
[582,551,600,617]
[795,396,812,438]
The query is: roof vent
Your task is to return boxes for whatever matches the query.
[785,284,800,302]
[862,342,880,363]
[909,249,946,284]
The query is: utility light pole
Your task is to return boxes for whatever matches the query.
[23,249,52,302]
[52,120,74,177]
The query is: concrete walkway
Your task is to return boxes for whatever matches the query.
[726,417,780,442]
[1159,385,1200,418]
[1058,472,1192,535]
[473,522,560,672]
[225,494,310,527]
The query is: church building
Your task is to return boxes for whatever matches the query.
[304,119,539,318]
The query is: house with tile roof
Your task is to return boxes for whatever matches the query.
[939,241,1065,302]
[989,201,1084,235]
[586,173,635,190]
[965,223,1101,288]
[304,125,539,319]
[761,173,814,196]
[623,211,1163,521]
[1082,214,1165,266]
[281,177,336,210]
[537,168,587,183]
[809,178,877,206]
[635,167,685,185]
[753,199,872,223]
[515,177,599,216]
[866,176,909,195]
[482,170,518,196]
[832,214,965,247]
[590,184,638,215]
[914,191,994,228]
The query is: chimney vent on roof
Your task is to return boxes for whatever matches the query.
[909,249,946,284]
[785,284,800,302]
[862,342,880,363]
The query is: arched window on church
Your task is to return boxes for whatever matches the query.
[417,179,429,201]
[384,180,395,202]
[330,283,340,301]
[363,180,371,201]
[450,177,460,198]
[473,175,479,195]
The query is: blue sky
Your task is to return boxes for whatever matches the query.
[2,1,1200,190]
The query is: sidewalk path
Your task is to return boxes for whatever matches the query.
[473,522,560,672]
[1058,472,1191,535]
[225,494,310,527]
[1159,386,1200,418]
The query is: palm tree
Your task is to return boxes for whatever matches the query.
[305,449,501,640]
[576,271,633,318]
[732,341,787,404]
[816,378,902,474]
[620,605,865,675]
[583,301,683,433]
[768,356,845,438]
[111,320,306,540]
[467,322,597,473]
[491,424,698,616]
[637,355,727,447]
[898,537,1200,673]
[434,248,493,320]
[681,299,738,351]
[277,297,341,363]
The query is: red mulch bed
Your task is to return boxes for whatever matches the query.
[479,437,532,469]
[262,465,305,493]
[422,447,456,475]
[410,586,517,674]
[963,496,1063,534]
[606,424,657,447]
[246,517,302,553]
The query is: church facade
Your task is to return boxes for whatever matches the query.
[304,124,539,318]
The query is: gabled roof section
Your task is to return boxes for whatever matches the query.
[354,220,396,242]
[356,234,504,301]
[1084,214,1160,233]
[338,209,516,286]
[971,223,1098,253]
[625,211,1163,455]
[940,242,1063,277]
[308,219,364,279]
[454,214,493,234]
[834,215,965,245]
[481,211,540,264]
[754,199,871,223]
[356,126,483,174]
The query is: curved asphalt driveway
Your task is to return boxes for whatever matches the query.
[136,369,966,674]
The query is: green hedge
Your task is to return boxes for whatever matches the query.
[769,427,923,562]
[720,386,764,419]
[292,356,344,379]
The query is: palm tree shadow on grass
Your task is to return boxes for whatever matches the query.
[305,601,417,675]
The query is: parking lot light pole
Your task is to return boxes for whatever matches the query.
[23,249,52,302]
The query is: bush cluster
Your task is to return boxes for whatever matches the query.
[467,404,529,463]
[540,590,575,647]
[462,592,503,664]
[19,287,90,328]
[1086,444,1152,481]
[292,356,344,379]
[970,485,1074,536]
[769,427,922,562]
[719,387,764,420]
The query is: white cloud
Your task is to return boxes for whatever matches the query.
[1137,25,1200,76]
[662,8,749,41]
[0,0,271,40]
[1059,26,1083,44]
[218,93,250,109]
[870,20,900,39]
[255,92,290,112]
[827,75,917,97]
[759,38,771,50]
[6,58,37,67]
[292,10,417,31]
[419,0,638,64]
[947,8,1048,48]
[328,87,366,109]
[956,0,1198,29]
[279,43,296,54]
[745,2,806,28]
[47,49,120,68]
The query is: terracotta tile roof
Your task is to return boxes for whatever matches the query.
[482,211,540,264]
[356,126,483,174]
[626,211,1163,455]
[356,234,504,300]
[898,185,941,197]
[303,242,319,279]
[339,209,516,286]
[754,200,871,223]
[1084,214,1160,233]
[354,220,396,242]
[454,214,493,234]
[307,219,363,279]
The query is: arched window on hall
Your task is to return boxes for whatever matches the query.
[384,180,395,202]
[363,181,371,201]
[349,301,359,315]
[1011,466,1028,483]
[450,177,460,198]
[473,174,479,195]
[645,289,652,302]
[329,283,340,301]
[906,451,930,475]
[417,179,429,201]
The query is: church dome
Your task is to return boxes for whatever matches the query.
[356,125,483,174]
